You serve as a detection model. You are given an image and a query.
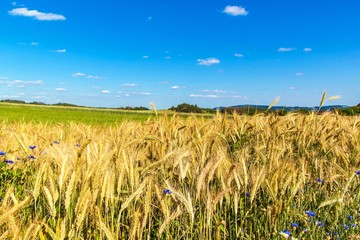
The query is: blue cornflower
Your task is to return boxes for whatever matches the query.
[245,192,250,197]
[316,178,324,183]
[355,170,360,175]
[348,215,353,220]
[28,155,36,159]
[163,189,172,195]
[291,222,299,228]
[303,228,309,233]
[279,230,291,238]
[4,160,14,164]
[305,211,315,217]
[29,145,36,150]
[351,223,358,228]
[316,221,324,227]
[344,224,350,229]
[0,151,5,156]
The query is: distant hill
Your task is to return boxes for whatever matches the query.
[214,105,349,112]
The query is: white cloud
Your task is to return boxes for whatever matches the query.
[223,6,248,16]
[171,86,180,89]
[234,53,243,58]
[164,56,171,60]
[102,90,110,94]
[203,89,227,94]
[56,88,66,92]
[54,49,66,53]
[278,47,296,52]
[72,72,86,77]
[190,94,219,98]
[122,83,138,87]
[86,75,105,79]
[0,80,43,86]
[9,8,66,21]
[304,48,312,52]
[131,92,151,96]
[295,72,304,76]
[0,76,8,80]
[231,95,248,99]
[32,96,46,99]
[2,95,20,98]
[197,57,220,66]
[31,42,39,46]
[143,55,149,59]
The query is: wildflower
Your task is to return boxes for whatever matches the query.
[279,230,291,238]
[0,151,5,156]
[29,145,36,150]
[28,155,36,159]
[246,192,250,197]
[348,215,353,220]
[316,221,324,227]
[0,198,3,202]
[163,189,172,195]
[291,222,299,228]
[76,144,81,147]
[344,224,350,229]
[305,211,315,217]
[53,141,60,144]
[316,178,324,183]
[303,228,308,233]
[351,223,358,228]
[355,170,360,175]
[4,160,14,164]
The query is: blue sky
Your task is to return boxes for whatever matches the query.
[1,0,359,109]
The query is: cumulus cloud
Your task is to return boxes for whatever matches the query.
[32,96,46,99]
[72,72,86,77]
[304,48,312,52]
[72,73,104,79]
[9,8,66,21]
[0,80,43,86]
[122,83,138,87]
[143,55,149,59]
[234,53,243,58]
[203,89,227,94]
[171,86,180,89]
[197,58,220,66]
[278,47,296,52]
[190,94,218,98]
[223,5,248,16]
[102,90,110,94]
[53,49,66,53]
[56,88,66,92]
[131,92,151,96]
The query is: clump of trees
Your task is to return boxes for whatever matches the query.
[117,106,149,111]
[169,103,214,113]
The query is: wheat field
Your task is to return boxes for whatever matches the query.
[0,112,359,239]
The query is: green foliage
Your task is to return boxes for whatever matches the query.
[169,103,205,113]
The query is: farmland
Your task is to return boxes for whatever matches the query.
[0,105,359,239]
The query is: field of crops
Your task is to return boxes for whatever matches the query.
[0,110,359,239]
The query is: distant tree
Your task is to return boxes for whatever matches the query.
[169,103,203,113]
[118,106,149,110]
[29,101,46,105]
[53,103,80,107]
[0,99,26,104]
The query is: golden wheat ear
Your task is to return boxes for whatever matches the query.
[266,97,280,112]
[150,102,158,117]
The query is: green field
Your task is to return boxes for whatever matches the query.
[0,103,155,124]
